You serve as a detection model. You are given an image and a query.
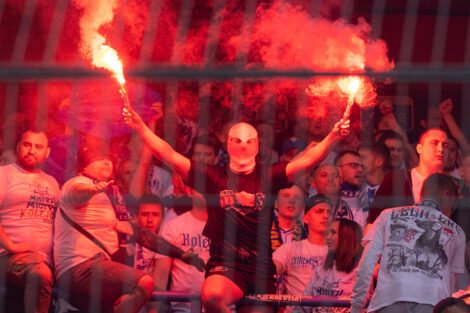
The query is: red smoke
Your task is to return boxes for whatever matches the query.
[68,0,394,131]
[240,3,394,72]
[73,0,119,62]
[120,0,151,62]
[222,2,394,121]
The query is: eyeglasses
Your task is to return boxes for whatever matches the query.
[337,162,364,170]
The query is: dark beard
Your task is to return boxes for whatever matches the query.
[17,156,41,171]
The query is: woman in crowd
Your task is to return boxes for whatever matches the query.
[294,218,363,313]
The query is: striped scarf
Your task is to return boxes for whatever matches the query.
[271,216,307,251]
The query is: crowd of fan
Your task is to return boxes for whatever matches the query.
[1,97,470,313]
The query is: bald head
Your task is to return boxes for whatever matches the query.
[227,122,259,174]
[228,123,258,141]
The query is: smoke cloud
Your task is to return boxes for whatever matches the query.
[243,2,394,72]
[218,1,394,121]
[73,0,119,62]
[68,0,394,132]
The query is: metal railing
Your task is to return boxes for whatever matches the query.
[150,291,351,313]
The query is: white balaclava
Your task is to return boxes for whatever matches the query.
[227,122,259,174]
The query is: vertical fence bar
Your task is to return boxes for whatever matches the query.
[10,0,37,64]
[370,0,386,40]
[426,0,450,130]
[231,0,258,120]
[340,0,355,23]
[461,5,470,132]
[43,0,70,63]
[396,0,420,129]
[1,83,19,157]
[163,0,196,152]
[138,0,164,66]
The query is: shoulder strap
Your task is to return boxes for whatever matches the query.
[59,208,113,258]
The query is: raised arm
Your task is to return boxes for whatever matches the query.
[380,112,419,168]
[440,98,470,155]
[285,118,349,182]
[128,102,163,199]
[123,105,191,179]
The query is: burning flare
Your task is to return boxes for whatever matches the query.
[73,0,130,108]
[338,76,361,120]
[338,76,360,99]
[91,43,131,108]
[93,44,126,85]
[347,78,360,94]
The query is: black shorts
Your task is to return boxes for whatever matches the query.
[205,258,277,295]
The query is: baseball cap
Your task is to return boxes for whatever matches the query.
[281,137,307,155]
[305,194,332,214]
[77,140,116,171]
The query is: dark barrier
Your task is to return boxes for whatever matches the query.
[151,291,351,307]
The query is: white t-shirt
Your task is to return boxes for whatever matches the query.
[135,243,162,313]
[293,265,358,313]
[351,200,466,312]
[134,243,161,274]
[148,164,174,198]
[54,176,120,278]
[158,211,210,313]
[0,163,59,266]
[273,240,328,297]
[159,211,210,290]
[410,168,425,204]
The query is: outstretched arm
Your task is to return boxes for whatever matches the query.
[130,222,205,272]
[123,105,191,179]
[285,118,349,182]
[67,180,115,207]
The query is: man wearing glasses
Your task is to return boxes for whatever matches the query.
[334,150,370,229]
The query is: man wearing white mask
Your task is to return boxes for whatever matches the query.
[123,107,349,313]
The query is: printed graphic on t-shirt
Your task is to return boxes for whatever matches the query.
[386,207,459,280]
[21,184,57,222]
[290,256,324,271]
[315,277,343,296]
[219,189,265,215]
[181,233,210,250]
[135,244,156,273]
